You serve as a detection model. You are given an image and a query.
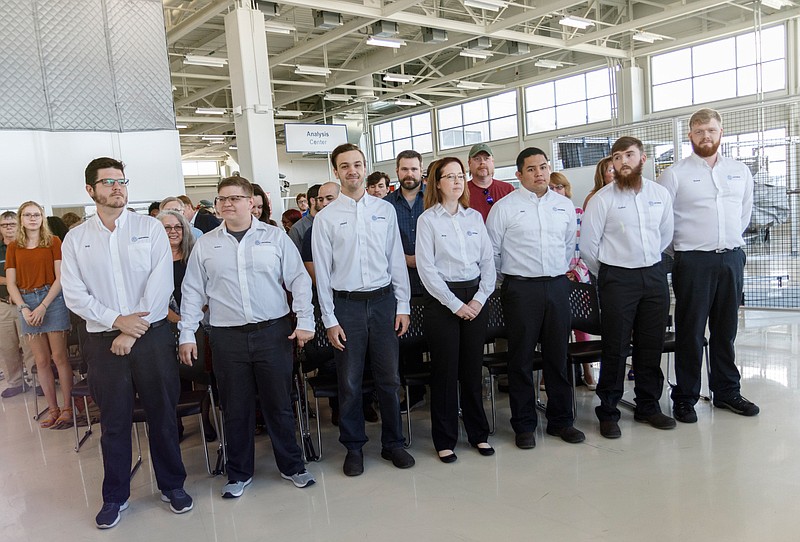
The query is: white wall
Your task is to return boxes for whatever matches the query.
[0,130,183,212]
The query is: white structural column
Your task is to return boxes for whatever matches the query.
[616,66,645,125]
[224,6,284,215]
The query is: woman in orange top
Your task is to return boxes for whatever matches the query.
[5,201,73,429]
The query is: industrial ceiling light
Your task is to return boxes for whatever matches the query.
[323,93,352,102]
[535,59,563,69]
[294,65,332,76]
[366,36,406,48]
[559,15,595,30]
[184,55,227,68]
[464,0,508,12]
[195,107,227,115]
[456,81,486,90]
[760,0,791,9]
[265,22,296,34]
[255,1,279,17]
[372,21,399,38]
[632,31,664,43]
[460,49,493,59]
[275,110,305,118]
[383,73,415,83]
[393,98,420,106]
[201,135,227,141]
[175,123,187,129]
[506,41,530,55]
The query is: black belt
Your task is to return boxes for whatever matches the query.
[0,297,11,305]
[505,275,559,283]
[89,318,168,338]
[445,277,480,289]
[333,285,392,301]
[715,247,741,254]
[216,316,285,333]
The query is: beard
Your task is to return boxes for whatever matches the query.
[92,191,127,208]
[400,176,421,191]
[615,162,643,191]
[692,138,721,158]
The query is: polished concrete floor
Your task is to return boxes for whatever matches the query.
[2,309,798,541]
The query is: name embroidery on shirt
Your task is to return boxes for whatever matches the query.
[692,179,702,183]
[728,175,742,181]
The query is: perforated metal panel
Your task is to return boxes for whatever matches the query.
[0,0,173,132]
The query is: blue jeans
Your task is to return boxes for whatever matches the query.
[84,323,186,503]
[333,291,404,451]
[209,316,304,481]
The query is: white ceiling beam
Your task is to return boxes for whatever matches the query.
[167,0,232,45]
[174,79,231,108]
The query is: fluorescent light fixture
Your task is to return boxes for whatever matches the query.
[201,135,226,141]
[760,0,791,9]
[632,31,664,44]
[294,65,332,76]
[383,73,415,83]
[183,55,227,68]
[265,22,296,34]
[228,145,238,150]
[275,110,304,118]
[464,0,508,11]
[535,59,563,69]
[324,93,352,102]
[393,98,420,106]
[559,15,595,30]
[366,36,406,49]
[456,81,486,90]
[460,49,493,59]
[175,123,187,129]
[195,107,227,115]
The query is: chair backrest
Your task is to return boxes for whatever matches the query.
[569,281,602,336]
[398,297,427,351]
[483,290,507,342]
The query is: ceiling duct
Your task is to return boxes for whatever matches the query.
[422,27,448,43]
[372,21,399,38]
[314,10,343,29]
[354,75,378,103]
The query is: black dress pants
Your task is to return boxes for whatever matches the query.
[595,263,669,422]
[424,284,490,451]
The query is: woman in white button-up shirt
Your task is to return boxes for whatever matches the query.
[416,157,496,463]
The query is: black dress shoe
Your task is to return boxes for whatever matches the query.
[634,412,677,430]
[343,449,364,476]
[437,451,457,463]
[673,401,698,423]
[546,425,586,444]
[514,432,536,449]
[599,420,621,439]
[381,447,415,469]
[471,443,495,456]
[714,395,760,417]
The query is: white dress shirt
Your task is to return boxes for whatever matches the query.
[485,187,577,278]
[580,178,674,276]
[311,192,411,328]
[658,152,753,252]
[178,217,314,344]
[61,211,172,333]
[416,204,496,313]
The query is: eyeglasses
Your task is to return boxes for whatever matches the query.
[550,184,565,191]
[94,178,130,187]
[163,225,183,232]
[0,223,15,228]
[22,213,43,219]
[482,188,494,206]
[442,173,466,182]
[214,195,250,205]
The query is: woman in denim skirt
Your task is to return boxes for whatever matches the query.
[5,201,72,428]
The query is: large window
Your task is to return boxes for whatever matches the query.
[373,112,433,162]
[651,25,786,112]
[437,91,518,150]
[524,68,613,134]
[182,160,219,176]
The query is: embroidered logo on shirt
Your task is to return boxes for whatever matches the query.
[692,179,702,183]
[466,230,478,236]
[130,236,150,243]
[371,215,386,222]
[648,201,663,207]
[552,207,566,212]
[728,175,742,180]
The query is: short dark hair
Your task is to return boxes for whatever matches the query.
[85,157,124,185]
[366,171,390,188]
[611,136,644,155]
[516,147,549,172]
[217,175,254,196]
[331,143,365,169]
[295,193,307,203]
[307,184,322,200]
[396,149,422,169]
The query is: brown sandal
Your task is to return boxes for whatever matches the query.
[39,407,61,429]
[52,407,74,429]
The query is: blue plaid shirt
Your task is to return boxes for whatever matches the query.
[384,187,425,295]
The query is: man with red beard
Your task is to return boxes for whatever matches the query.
[581,137,675,439]
[658,108,759,422]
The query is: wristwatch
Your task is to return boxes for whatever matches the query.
[17,304,30,313]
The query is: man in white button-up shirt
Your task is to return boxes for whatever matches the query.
[582,137,676,439]
[486,147,585,449]
[61,157,192,528]
[312,143,415,476]
[658,108,759,422]
[178,176,316,498]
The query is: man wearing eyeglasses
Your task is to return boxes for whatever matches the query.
[0,211,35,398]
[486,147,586,449]
[179,175,316,499]
[467,143,515,222]
[61,157,192,529]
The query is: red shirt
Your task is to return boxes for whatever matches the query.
[468,179,515,222]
